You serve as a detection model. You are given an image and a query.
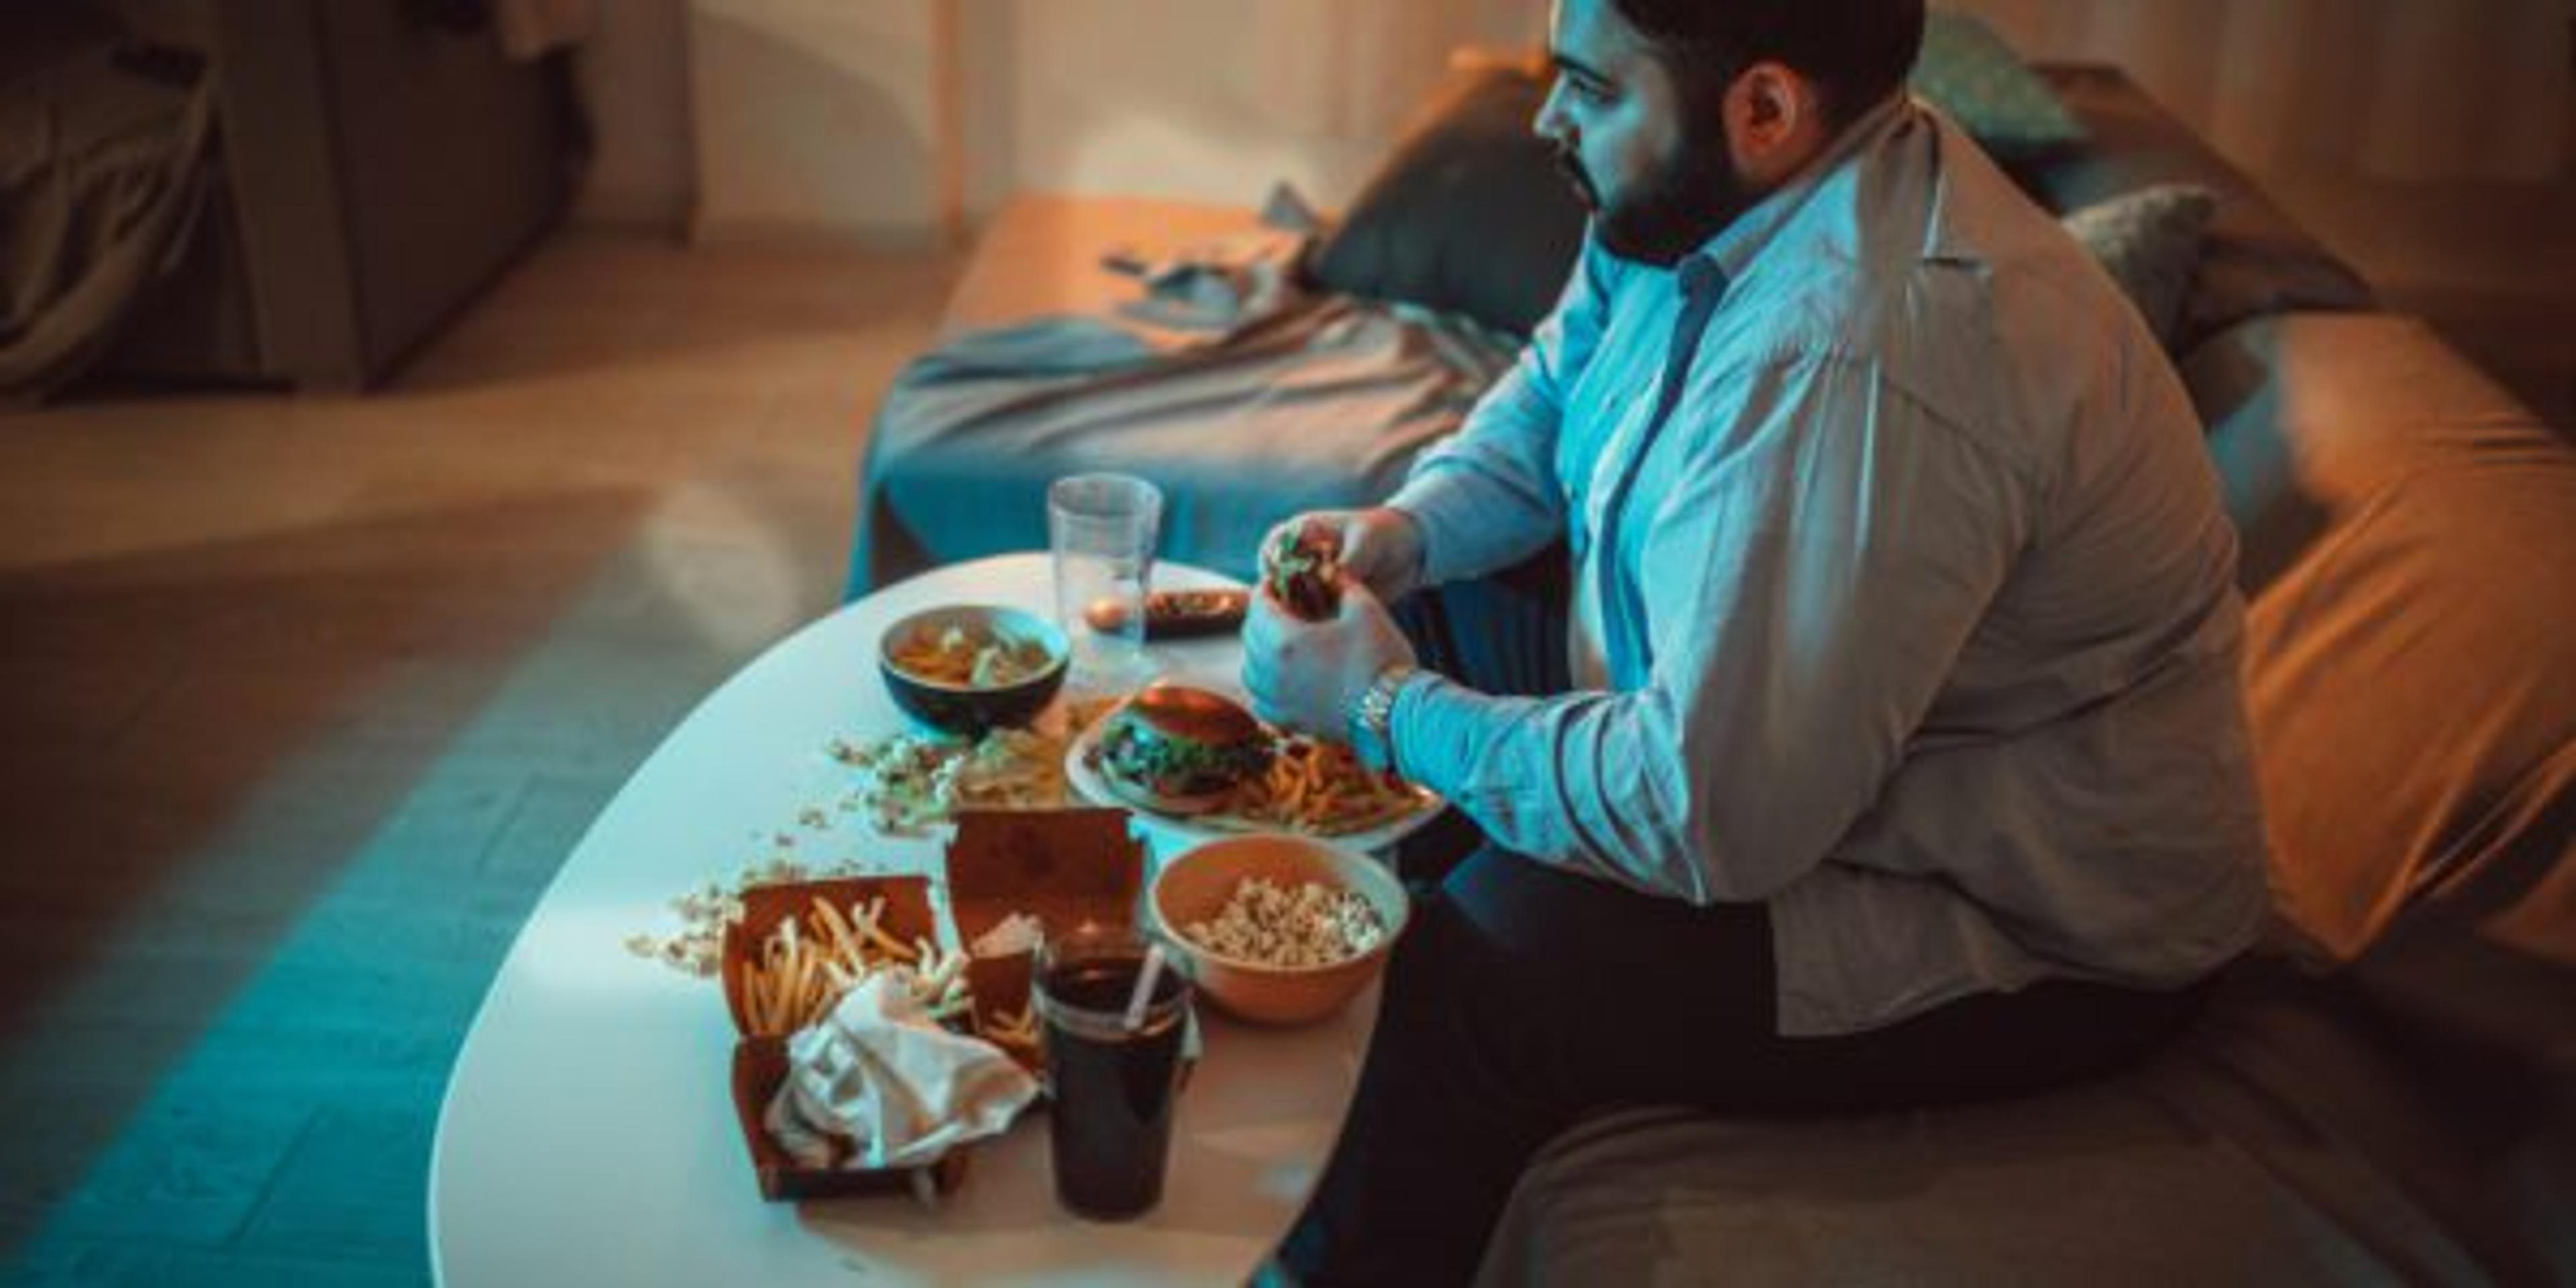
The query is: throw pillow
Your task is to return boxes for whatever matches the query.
[1911,12,2088,156]
[1307,68,1587,337]
[2061,184,2218,351]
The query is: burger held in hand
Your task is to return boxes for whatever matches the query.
[1093,682,1274,815]
[1262,522,1344,623]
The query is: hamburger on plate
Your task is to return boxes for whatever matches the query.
[1092,682,1274,815]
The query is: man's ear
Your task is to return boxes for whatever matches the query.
[1726,62,1827,182]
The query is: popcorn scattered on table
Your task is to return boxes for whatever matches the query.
[828,728,1067,833]
[626,722,1067,975]
[1183,877,1387,968]
[623,857,866,978]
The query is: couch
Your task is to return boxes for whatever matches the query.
[1,0,574,398]
[856,61,2574,1285]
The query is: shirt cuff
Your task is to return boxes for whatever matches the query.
[1387,667,1469,796]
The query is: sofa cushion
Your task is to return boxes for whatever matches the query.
[1481,962,2565,1285]
[1306,68,1587,337]
[2019,65,2374,354]
[2192,313,2576,1061]
[2060,182,2218,350]
[1909,13,2089,156]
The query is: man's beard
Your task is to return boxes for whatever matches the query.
[1555,127,1758,268]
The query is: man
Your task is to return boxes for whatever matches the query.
[1240,0,2269,1282]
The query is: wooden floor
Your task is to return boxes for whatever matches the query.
[0,233,957,1285]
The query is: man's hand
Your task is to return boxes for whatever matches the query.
[1242,574,1417,741]
[1258,508,1428,605]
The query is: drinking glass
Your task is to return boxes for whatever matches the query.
[1033,923,1191,1220]
[1048,473,1161,691]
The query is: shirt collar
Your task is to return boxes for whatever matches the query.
[1684,92,1917,289]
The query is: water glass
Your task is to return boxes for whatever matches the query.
[1048,473,1161,689]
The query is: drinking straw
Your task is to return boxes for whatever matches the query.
[1122,943,1167,1032]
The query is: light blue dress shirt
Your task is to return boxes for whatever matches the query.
[1384,97,2269,1036]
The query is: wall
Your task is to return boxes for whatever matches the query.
[572,0,2571,241]
[1951,0,2571,184]
[957,0,1544,217]
[574,0,694,227]
[577,0,1546,241]
[683,0,945,244]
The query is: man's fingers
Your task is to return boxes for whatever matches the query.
[1335,577,1381,620]
[1244,591,1288,653]
[1248,587,1323,654]
[1346,548,1387,587]
[1337,513,1415,600]
[1252,578,1295,617]
[1242,593,1300,724]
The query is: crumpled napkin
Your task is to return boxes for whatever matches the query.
[763,971,1040,1171]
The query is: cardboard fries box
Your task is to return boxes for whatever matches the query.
[718,810,1148,1203]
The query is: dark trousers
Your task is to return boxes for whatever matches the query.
[1278,554,2209,1286]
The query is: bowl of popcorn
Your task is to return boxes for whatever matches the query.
[1148,834,1409,1026]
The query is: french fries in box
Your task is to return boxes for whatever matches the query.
[720,875,952,1039]
[720,875,970,1202]
[716,815,1148,1204]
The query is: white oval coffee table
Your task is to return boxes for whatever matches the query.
[429,554,1377,1287]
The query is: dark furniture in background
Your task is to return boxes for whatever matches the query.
[102,0,574,390]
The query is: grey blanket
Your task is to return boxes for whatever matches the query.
[849,230,1517,595]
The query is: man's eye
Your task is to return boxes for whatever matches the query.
[1553,72,1611,107]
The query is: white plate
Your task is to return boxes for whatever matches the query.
[1063,709,1446,853]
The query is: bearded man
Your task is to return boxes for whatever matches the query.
[1241,0,2269,1282]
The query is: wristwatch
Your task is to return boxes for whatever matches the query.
[1347,663,1418,774]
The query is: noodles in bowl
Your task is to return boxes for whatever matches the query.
[877,605,1069,735]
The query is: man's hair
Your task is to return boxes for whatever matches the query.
[1609,0,1925,130]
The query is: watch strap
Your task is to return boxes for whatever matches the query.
[1348,663,1417,774]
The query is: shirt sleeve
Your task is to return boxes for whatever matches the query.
[1385,233,1617,587]
[1390,354,2037,903]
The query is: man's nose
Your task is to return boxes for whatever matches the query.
[1532,78,1572,144]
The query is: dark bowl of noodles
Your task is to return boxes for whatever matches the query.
[877,605,1070,736]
